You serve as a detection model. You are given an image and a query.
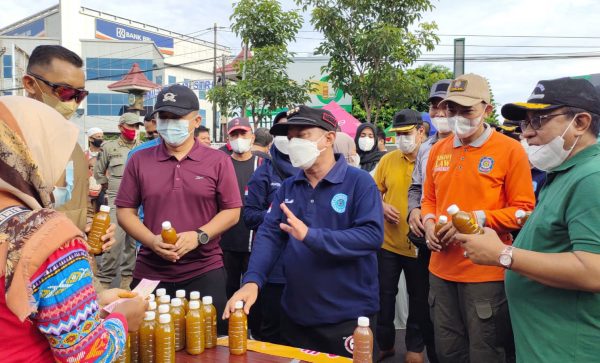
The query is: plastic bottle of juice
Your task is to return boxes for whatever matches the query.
[185,300,205,355]
[129,329,140,363]
[147,301,157,313]
[148,294,155,303]
[447,205,483,234]
[159,295,171,306]
[139,311,156,363]
[352,316,373,363]
[117,333,131,363]
[156,314,175,363]
[170,298,186,351]
[88,205,110,255]
[435,215,448,237]
[229,301,247,355]
[161,221,178,245]
[515,209,532,226]
[202,296,217,349]
[176,290,188,313]
[155,288,166,299]
[189,291,200,304]
[156,304,170,323]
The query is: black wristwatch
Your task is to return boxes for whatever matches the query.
[197,229,210,245]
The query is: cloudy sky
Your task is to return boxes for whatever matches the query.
[3,0,600,109]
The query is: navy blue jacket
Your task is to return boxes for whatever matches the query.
[244,145,298,284]
[243,155,384,326]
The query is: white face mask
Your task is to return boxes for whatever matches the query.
[449,113,484,138]
[397,134,417,154]
[273,136,289,154]
[157,117,192,147]
[522,116,580,171]
[288,134,326,169]
[358,136,375,152]
[431,117,451,134]
[230,137,253,154]
[348,154,361,167]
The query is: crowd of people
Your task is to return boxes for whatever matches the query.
[1,44,600,363]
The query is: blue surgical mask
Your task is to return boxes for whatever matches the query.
[53,161,74,208]
[157,117,191,147]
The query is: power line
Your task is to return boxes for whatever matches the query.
[438,34,600,39]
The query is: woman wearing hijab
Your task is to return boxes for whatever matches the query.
[355,123,386,172]
[333,131,361,167]
[0,96,145,363]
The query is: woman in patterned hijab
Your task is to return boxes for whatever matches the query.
[0,96,144,363]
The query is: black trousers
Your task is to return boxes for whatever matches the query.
[281,311,379,358]
[132,267,228,335]
[259,282,285,344]
[377,248,437,362]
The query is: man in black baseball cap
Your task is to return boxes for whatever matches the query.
[456,77,600,362]
[151,84,200,117]
[225,105,385,358]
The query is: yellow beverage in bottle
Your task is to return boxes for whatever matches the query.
[88,205,110,255]
[229,301,247,355]
[161,221,178,245]
[185,300,205,355]
[170,298,186,351]
[447,205,483,234]
[139,311,156,363]
[202,296,217,349]
[155,314,175,363]
[175,290,188,313]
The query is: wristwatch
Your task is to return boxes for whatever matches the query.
[197,229,210,245]
[499,246,514,269]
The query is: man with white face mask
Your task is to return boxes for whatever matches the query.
[224,106,384,358]
[373,109,428,362]
[454,77,600,362]
[421,73,535,363]
[116,85,242,335]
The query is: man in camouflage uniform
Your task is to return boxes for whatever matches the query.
[94,112,143,290]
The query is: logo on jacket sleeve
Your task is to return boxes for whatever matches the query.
[478,156,495,173]
[331,193,348,213]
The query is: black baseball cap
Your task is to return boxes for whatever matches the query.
[151,84,199,117]
[390,109,423,132]
[270,105,338,136]
[502,77,600,121]
[428,79,452,102]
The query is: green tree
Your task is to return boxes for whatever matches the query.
[298,0,439,122]
[351,64,453,129]
[208,0,312,127]
[485,81,500,126]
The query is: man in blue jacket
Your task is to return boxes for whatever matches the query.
[243,112,298,344]
[224,106,384,358]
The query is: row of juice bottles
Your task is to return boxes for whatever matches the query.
[87,205,179,255]
[116,289,247,363]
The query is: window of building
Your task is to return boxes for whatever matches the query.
[87,92,155,116]
[3,55,12,78]
[156,75,163,85]
[168,75,176,85]
[86,58,154,81]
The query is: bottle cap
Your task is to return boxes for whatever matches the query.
[99,205,110,213]
[446,204,459,215]
[148,301,157,311]
[358,316,370,327]
[159,314,171,324]
[162,221,172,230]
[202,296,213,305]
[189,300,200,310]
[171,298,182,307]
[155,288,166,297]
[148,294,155,302]
[159,295,170,304]
[145,311,155,321]
[515,210,526,219]
[438,215,448,224]
[190,291,200,300]
[176,290,186,298]
[235,300,244,309]
[158,304,170,314]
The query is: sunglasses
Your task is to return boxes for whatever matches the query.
[28,73,89,103]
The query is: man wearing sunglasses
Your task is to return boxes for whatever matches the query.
[455,77,600,362]
[23,45,116,291]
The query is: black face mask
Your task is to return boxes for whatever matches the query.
[91,138,103,147]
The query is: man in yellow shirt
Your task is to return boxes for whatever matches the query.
[374,109,427,363]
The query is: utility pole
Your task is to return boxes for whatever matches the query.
[212,23,218,142]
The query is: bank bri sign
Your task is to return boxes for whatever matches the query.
[95,19,174,55]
